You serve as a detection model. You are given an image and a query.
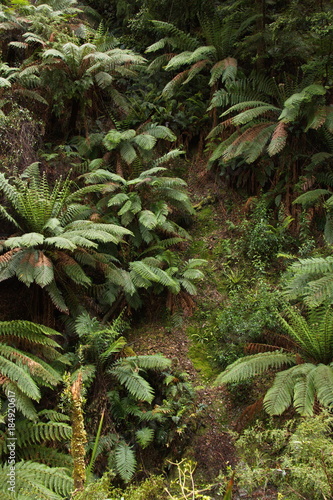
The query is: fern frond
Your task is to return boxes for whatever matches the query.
[114,442,136,483]
[314,364,333,409]
[293,365,316,416]
[209,57,237,86]
[15,420,71,447]
[293,189,330,207]
[214,351,296,385]
[0,461,73,499]
[135,427,154,448]
[149,20,198,52]
[264,364,315,416]
[267,121,288,156]
[182,59,209,85]
[162,70,190,98]
[263,365,296,415]
[0,355,41,400]
[122,354,171,371]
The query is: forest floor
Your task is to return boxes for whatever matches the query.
[129,162,279,499]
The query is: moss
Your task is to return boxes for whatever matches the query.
[195,206,218,232]
[188,341,219,381]
[187,239,210,259]
[73,473,117,500]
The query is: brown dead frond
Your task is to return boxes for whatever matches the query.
[301,175,316,192]
[245,343,285,354]
[264,332,298,351]
[231,123,274,148]
[235,397,264,432]
[271,121,288,141]
[243,196,258,213]
[169,69,190,85]
[166,290,196,316]
[190,59,210,71]
[0,248,20,263]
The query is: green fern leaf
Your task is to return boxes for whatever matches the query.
[110,365,155,402]
[293,189,330,207]
[215,351,296,386]
[314,364,333,409]
[134,134,157,151]
[5,232,44,248]
[292,365,316,416]
[115,442,136,482]
[123,354,171,371]
[135,427,154,448]
[263,366,296,415]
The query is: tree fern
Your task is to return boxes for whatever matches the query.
[208,75,330,175]
[216,303,333,415]
[0,166,133,316]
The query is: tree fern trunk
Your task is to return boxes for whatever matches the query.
[70,374,87,494]
[68,98,81,136]
[116,154,124,177]
[255,0,266,70]
[31,283,55,327]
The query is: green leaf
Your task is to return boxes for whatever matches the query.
[135,427,154,448]
[115,442,136,482]
[5,233,44,248]
[134,134,157,150]
[215,351,296,386]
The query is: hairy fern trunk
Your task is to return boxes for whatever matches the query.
[68,97,81,137]
[30,283,55,327]
[70,375,87,494]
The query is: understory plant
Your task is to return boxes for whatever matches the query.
[232,412,333,499]
[0,163,131,320]
[0,319,66,420]
[215,303,333,416]
[81,161,205,313]
[284,254,333,307]
[215,280,281,368]
[72,312,194,483]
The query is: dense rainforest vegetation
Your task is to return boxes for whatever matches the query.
[0,0,333,498]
